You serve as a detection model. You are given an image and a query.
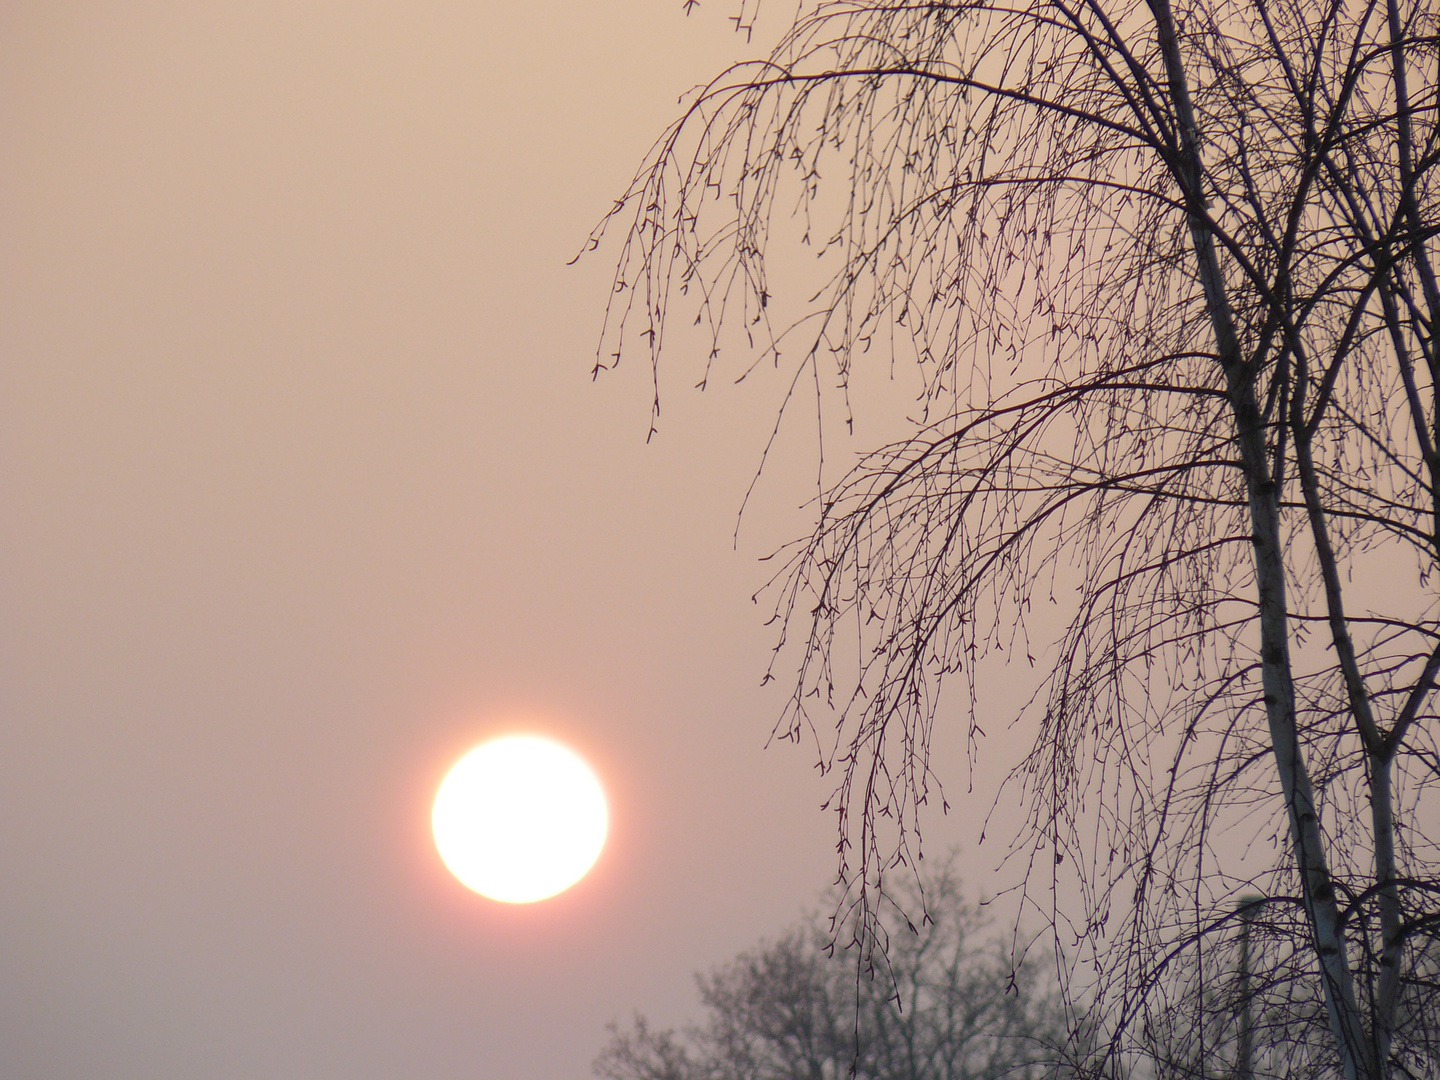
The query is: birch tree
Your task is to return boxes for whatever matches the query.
[589,0,1440,1076]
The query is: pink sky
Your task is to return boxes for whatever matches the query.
[0,4,992,1078]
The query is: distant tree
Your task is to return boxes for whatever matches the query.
[594,870,1069,1080]
[588,0,1440,1076]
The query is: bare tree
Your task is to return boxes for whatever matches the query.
[587,0,1439,1077]
[1124,899,1440,1080]
[594,870,1069,1080]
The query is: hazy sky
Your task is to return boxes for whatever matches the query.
[1,4,985,1078]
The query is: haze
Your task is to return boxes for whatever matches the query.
[0,4,985,1079]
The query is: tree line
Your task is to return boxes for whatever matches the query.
[596,869,1074,1080]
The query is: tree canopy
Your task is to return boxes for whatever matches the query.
[590,0,1440,1076]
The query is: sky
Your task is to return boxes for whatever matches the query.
[0,3,1000,1078]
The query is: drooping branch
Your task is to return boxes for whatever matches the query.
[592,0,1440,1073]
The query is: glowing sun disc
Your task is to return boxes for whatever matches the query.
[432,735,608,903]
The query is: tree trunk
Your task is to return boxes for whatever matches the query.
[1147,0,1375,1075]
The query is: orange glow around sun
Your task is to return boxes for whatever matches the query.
[431,734,608,903]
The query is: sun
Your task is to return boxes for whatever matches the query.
[431,734,608,903]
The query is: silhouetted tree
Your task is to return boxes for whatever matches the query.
[589,0,1440,1076]
[1124,899,1440,1080]
[594,870,1069,1080]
